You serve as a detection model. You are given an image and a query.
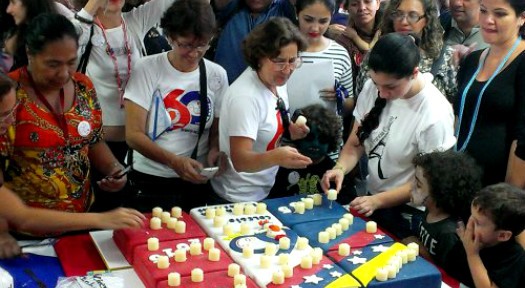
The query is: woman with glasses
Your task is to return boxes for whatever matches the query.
[322,33,455,239]
[210,18,312,203]
[355,0,458,103]
[124,0,228,212]
[0,14,145,237]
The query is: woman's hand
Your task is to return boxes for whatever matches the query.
[207,148,228,177]
[0,231,20,259]
[350,195,381,217]
[321,168,345,193]
[275,146,312,169]
[169,155,208,184]
[326,24,347,39]
[343,27,358,40]
[97,163,127,192]
[84,0,109,16]
[319,87,337,101]
[452,43,476,68]
[97,208,146,230]
[289,121,310,141]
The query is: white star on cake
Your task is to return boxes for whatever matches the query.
[352,250,363,255]
[374,234,386,239]
[330,271,343,278]
[291,285,302,288]
[347,256,367,264]
[303,274,324,284]
[277,206,292,214]
[371,244,390,252]
[323,264,334,270]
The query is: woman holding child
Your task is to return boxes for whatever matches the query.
[322,33,456,239]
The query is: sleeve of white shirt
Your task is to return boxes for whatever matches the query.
[417,114,456,153]
[226,92,260,141]
[353,79,377,125]
[123,57,157,110]
[125,0,177,37]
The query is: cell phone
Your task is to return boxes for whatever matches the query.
[104,165,132,180]
[200,167,219,178]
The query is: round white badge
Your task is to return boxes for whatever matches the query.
[77,121,91,137]
[91,34,105,47]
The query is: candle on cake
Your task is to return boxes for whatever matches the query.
[208,247,221,261]
[366,221,377,233]
[205,207,216,219]
[297,237,309,250]
[161,211,171,223]
[175,220,186,234]
[339,218,350,230]
[243,245,254,258]
[150,217,162,230]
[407,248,417,261]
[282,264,293,278]
[332,223,343,236]
[213,215,225,228]
[375,268,388,282]
[265,243,277,256]
[168,272,181,286]
[234,274,246,285]
[174,248,187,262]
[343,213,354,224]
[240,223,251,235]
[279,237,290,250]
[311,248,322,264]
[278,253,289,265]
[338,243,350,256]
[152,207,163,218]
[167,217,178,229]
[171,206,182,218]
[318,231,329,243]
[233,203,244,216]
[260,255,271,268]
[272,270,285,284]
[223,223,234,236]
[256,202,267,214]
[203,237,215,251]
[303,198,314,209]
[157,255,169,269]
[215,206,226,216]
[326,227,336,240]
[191,268,204,282]
[312,193,323,205]
[294,201,305,214]
[147,237,159,251]
[228,263,240,277]
[244,204,256,215]
[190,242,202,256]
[407,242,419,256]
[300,255,313,269]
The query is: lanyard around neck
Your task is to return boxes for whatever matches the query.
[95,17,132,108]
[24,67,69,140]
[455,36,522,152]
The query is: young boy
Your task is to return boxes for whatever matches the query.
[403,151,481,272]
[269,104,353,203]
[456,183,525,288]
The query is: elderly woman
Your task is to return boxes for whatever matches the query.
[1,14,144,238]
[124,0,228,212]
[210,18,312,203]
[355,0,457,103]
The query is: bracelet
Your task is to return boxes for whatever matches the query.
[333,162,346,174]
[74,13,94,24]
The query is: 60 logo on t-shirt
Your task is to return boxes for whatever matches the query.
[163,89,209,131]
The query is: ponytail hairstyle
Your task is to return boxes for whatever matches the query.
[356,33,420,145]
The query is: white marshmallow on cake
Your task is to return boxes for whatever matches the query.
[167,217,178,229]
[343,213,354,224]
[191,268,204,282]
[312,194,323,205]
[407,242,419,256]
[215,206,226,216]
[282,264,293,278]
[265,243,277,256]
[168,272,181,286]
[233,203,244,216]
[203,237,215,251]
[157,255,170,269]
[152,207,163,218]
[213,215,225,228]
[338,243,350,256]
[228,263,240,277]
[174,248,187,262]
[242,245,254,258]
[279,237,290,250]
[326,227,337,240]
[234,274,247,285]
[297,237,309,250]
[161,211,171,223]
[272,270,285,284]
[256,202,267,214]
[189,242,202,256]
[147,237,159,251]
[294,201,305,214]
[278,253,290,265]
[332,223,343,236]
[339,218,350,230]
[244,204,256,215]
[205,207,216,219]
[175,220,186,234]
[240,223,251,235]
[300,255,313,269]
[318,231,330,243]
[303,198,314,209]
[311,247,323,264]
[171,206,182,218]
[386,264,397,279]
[208,247,221,261]
[223,223,234,236]
[375,267,388,282]
[407,248,417,261]
[397,250,408,264]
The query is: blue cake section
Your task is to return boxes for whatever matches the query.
[263,194,347,227]
[0,253,64,288]
[292,218,393,252]
[330,243,442,288]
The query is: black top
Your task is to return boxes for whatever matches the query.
[418,213,459,269]
[455,50,525,186]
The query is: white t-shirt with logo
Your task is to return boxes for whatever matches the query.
[211,68,288,202]
[124,53,228,178]
[354,73,456,194]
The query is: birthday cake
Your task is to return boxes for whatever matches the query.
[109,202,442,288]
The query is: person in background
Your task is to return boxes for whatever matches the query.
[125,0,228,212]
[0,62,144,258]
[291,0,354,114]
[1,14,143,235]
[356,0,458,103]
[269,104,354,203]
[454,183,525,288]
[322,33,456,239]
[211,18,312,203]
[401,151,481,275]
[212,0,296,83]
[72,0,174,211]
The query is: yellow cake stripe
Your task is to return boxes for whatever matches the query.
[327,242,407,287]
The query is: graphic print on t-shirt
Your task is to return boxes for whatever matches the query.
[266,110,284,151]
[368,116,397,180]
[163,89,211,133]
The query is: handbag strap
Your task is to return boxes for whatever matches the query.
[77,25,94,73]
[191,59,208,160]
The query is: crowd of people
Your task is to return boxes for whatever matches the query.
[1,0,525,286]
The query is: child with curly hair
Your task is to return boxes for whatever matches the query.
[403,150,482,273]
[269,104,353,203]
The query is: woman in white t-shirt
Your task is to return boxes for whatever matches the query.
[210,18,312,203]
[322,33,456,238]
[124,0,228,212]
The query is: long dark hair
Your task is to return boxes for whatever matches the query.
[356,33,420,144]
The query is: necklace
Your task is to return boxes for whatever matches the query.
[95,16,132,108]
[455,37,522,152]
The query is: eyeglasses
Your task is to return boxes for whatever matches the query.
[172,40,211,53]
[0,99,19,123]
[270,57,302,71]
[276,97,290,130]
[390,11,426,24]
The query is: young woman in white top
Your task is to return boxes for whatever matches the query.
[322,33,456,238]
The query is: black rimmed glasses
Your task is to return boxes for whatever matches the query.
[270,57,302,71]
[390,11,426,24]
[173,39,211,53]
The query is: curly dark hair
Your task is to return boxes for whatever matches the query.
[413,151,482,222]
[296,104,342,152]
[379,0,443,60]
[473,183,525,236]
[242,17,308,71]
[160,0,216,40]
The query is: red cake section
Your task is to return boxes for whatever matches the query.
[134,237,234,288]
[113,212,206,264]
[157,270,259,288]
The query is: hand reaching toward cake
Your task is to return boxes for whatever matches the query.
[350,195,381,217]
[96,208,146,230]
[0,230,20,259]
